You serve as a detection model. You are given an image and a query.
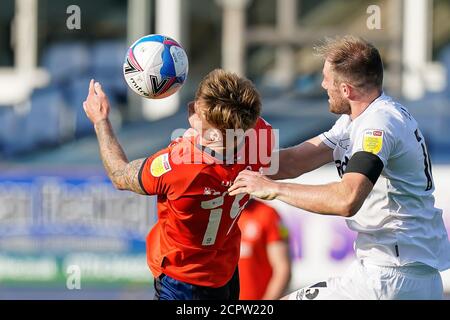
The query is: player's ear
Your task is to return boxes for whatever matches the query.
[340,83,352,99]
[205,128,223,142]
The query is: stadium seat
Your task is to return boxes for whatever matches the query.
[41,42,90,84]
[0,107,11,155]
[26,87,75,147]
[0,88,77,158]
[407,96,450,160]
[64,77,96,137]
[0,106,34,157]
[438,44,450,99]
[65,76,120,138]
[91,41,128,99]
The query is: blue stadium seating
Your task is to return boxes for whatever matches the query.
[64,77,96,137]
[439,44,450,99]
[64,76,119,138]
[91,41,128,99]
[41,42,90,84]
[26,87,74,147]
[0,88,77,158]
[0,106,34,157]
[407,45,450,160]
[38,40,128,141]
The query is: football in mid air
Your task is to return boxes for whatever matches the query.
[123,34,188,99]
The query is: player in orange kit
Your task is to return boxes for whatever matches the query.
[238,199,291,300]
[83,69,273,300]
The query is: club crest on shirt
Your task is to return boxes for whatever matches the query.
[362,129,384,154]
[150,153,172,177]
[338,137,350,150]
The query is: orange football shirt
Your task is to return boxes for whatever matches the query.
[139,118,273,288]
[238,200,288,299]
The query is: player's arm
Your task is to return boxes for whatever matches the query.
[270,136,333,180]
[83,79,146,195]
[94,119,146,194]
[271,172,374,217]
[229,151,382,217]
[262,241,291,300]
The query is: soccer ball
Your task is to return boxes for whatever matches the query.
[123,34,189,99]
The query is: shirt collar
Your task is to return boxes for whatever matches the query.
[352,91,386,122]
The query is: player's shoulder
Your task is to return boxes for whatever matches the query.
[333,114,351,130]
[146,138,216,198]
[254,117,272,130]
[367,94,405,121]
[358,94,407,134]
[150,137,210,177]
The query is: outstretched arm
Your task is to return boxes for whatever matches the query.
[83,80,146,195]
[270,137,333,180]
[229,170,374,217]
[93,119,146,194]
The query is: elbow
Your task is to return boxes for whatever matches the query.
[340,198,362,217]
[276,255,292,281]
[341,207,357,218]
[111,179,126,191]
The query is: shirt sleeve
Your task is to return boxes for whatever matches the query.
[138,148,173,196]
[319,115,347,150]
[246,117,273,170]
[138,142,208,198]
[264,206,289,244]
[261,118,274,169]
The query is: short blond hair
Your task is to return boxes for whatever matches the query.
[315,35,384,90]
[195,69,261,132]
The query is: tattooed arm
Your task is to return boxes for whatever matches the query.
[83,79,146,195]
[94,120,146,194]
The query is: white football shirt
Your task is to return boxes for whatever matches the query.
[319,93,450,271]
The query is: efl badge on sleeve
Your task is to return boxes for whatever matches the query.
[362,130,384,154]
[150,153,172,177]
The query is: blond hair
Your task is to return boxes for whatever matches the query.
[195,69,261,132]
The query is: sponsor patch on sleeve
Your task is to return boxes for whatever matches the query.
[150,153,172,177]
[362,129,384,154]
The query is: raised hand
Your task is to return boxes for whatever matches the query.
[83,79,110,125]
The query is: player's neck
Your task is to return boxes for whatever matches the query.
[199,137,240,158]
[350,90,382,120]
[200,138,224,151]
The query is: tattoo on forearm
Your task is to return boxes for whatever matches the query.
[95,119,128,173]
[94,119,146,195]
[122,159,146,195]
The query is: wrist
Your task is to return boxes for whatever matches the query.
[271,180,283,199]
[94,118,110,130]
[265,179,281,200]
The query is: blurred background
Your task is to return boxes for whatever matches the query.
[0,0,449,299]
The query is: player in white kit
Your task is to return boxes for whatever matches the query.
[228,36,450,299]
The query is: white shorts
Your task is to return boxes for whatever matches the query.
[287,260,443,300]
